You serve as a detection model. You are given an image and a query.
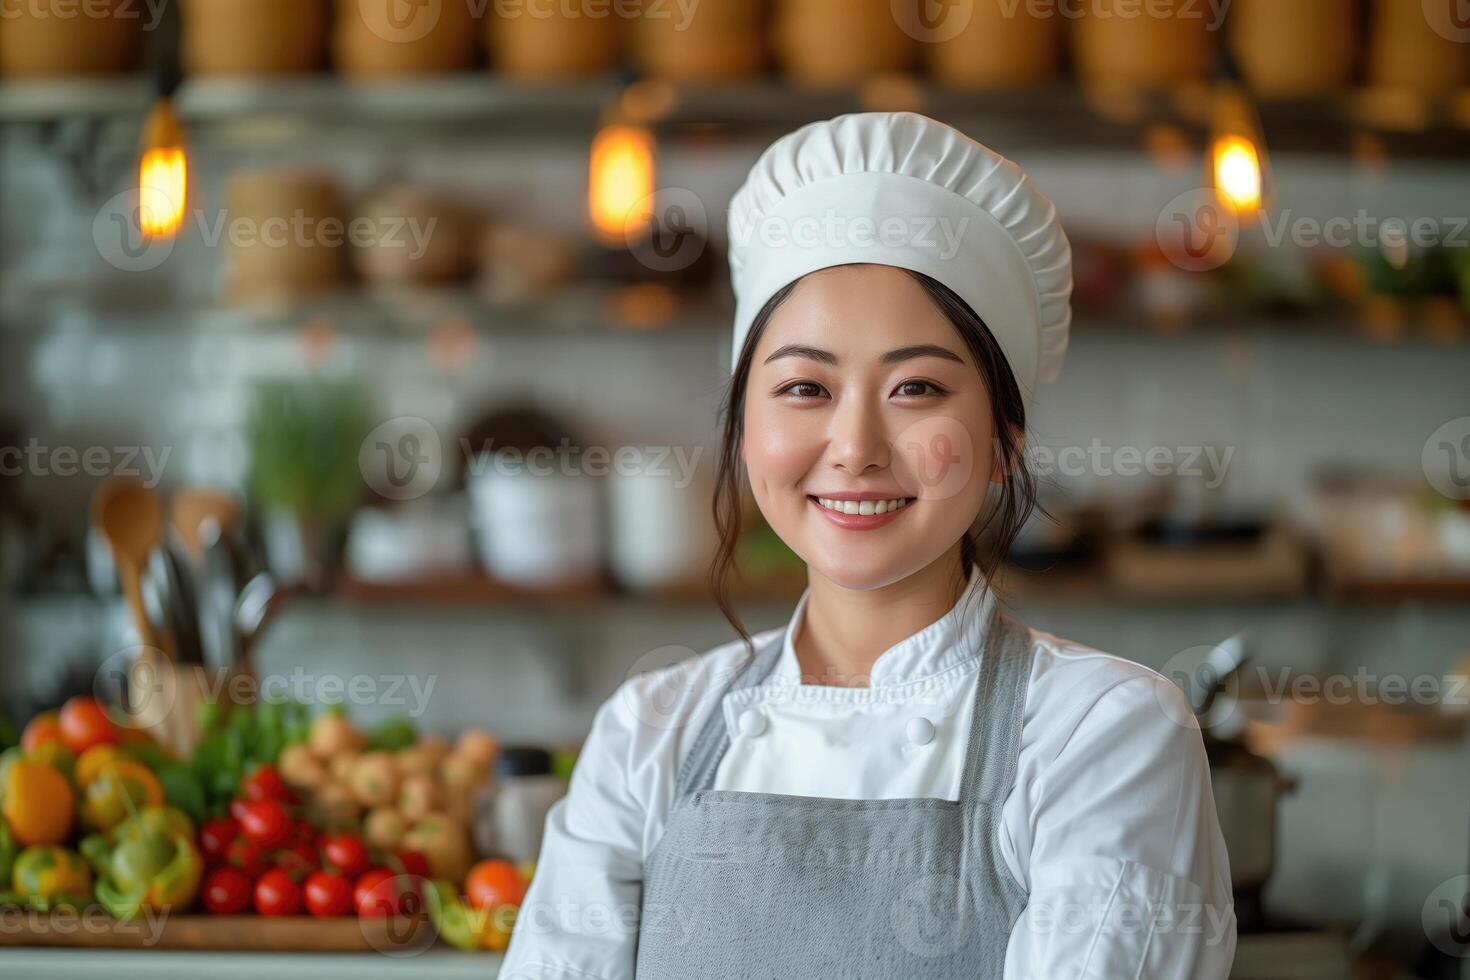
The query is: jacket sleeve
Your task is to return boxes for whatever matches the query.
[1003,672,1238,979]
[499,693,647,980]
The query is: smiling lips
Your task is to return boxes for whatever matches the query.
[808,494,913,530]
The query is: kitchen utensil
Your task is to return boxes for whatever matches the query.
[1168,632,1296,917]
[170,488,243,564]
[198,517,241,673]
[93,478,186,748]
[152,542,204,666]
[234,571,279,666]
[607,451,716,592]
[92,478,165,652]
[467,455,604,588]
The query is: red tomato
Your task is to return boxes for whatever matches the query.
[392,850,432,881]
[202,866,253,915]
[303,871,353,917]
[199,818,240,866]
[353,869,401,918]
[225,836,269,879]
[237,800,292,850]
[254,869,303,917]
[58,698,119,755]
[20,713,65,754]
[239,763,290,804]
[465,859,528,910]
[321,834,370,878]
[272,841,320,877]
[291,819,317,846]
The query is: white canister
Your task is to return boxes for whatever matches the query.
[467,451,603,587]
[607,448,717,592]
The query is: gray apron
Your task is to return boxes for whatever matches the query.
[634,600,1033,979]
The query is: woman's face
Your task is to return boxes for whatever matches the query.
[742,264,1007,591]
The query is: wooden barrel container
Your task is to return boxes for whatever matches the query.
[0,0,139,77]
[1072,0,1215,88]
[487,1,622,81]
[225,171,345,302]
[631,0,765,83]
[333,0,479,77]
[1231,0,1358,98]
[928,0,1062,89]
[1368,0,1470,97]
[182,0,327,75]
[773,0,918,88]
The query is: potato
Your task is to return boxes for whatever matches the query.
[455,729,499,767]
[350,751,400,808]
[439,752,488,791]
[364,806,407,851]
[310,782,361,827]
[403,811,471,882]
[418,733,451,763]
[279,744,327,790]
[394,745,437,778]
[329,751,361,785]
[398,773,440,822]
[310,713,365,759]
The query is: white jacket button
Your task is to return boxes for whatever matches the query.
[906,717,936,746]
[738,709,768,738]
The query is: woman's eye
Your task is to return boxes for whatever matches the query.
[894,380,945,398]
[778,381,826,399]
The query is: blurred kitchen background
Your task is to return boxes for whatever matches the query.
[2,0,1470,976]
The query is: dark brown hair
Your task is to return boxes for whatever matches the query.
[709,267,1038,649]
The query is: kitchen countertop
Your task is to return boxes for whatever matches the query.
[3,934,1349,979]
[0,949,505,979]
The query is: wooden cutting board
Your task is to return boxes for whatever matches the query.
[0,912,434,953]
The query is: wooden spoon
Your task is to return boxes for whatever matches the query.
[92,477,165,652]
[171,488,243,563]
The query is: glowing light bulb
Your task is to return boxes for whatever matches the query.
[139,99,187,240]
[589,122,656,247]
[1212,135,1263,214]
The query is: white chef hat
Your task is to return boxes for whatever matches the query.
[727,112,1072,407]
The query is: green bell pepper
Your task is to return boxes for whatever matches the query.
[81,807,202,919]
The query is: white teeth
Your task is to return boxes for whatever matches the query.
[815,497,910,516]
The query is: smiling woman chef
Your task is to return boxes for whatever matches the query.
[501,112,1236,979]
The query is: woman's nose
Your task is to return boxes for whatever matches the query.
[824,395,890,475]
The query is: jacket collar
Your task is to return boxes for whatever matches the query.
[769,564,996,688]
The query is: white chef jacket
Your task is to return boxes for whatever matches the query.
[501,566,1237,979]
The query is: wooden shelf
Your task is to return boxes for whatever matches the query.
[3,75,1469,158]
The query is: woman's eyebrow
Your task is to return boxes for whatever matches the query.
[762,343,964,366]
[763,344,838,366]
[881,344,964,365]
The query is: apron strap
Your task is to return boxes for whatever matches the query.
[957,601,1034,804]
[672,634,784,804]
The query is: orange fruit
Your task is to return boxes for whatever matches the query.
[2,760,76,846]
[20,713,64,754]
[465,859,527,910]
